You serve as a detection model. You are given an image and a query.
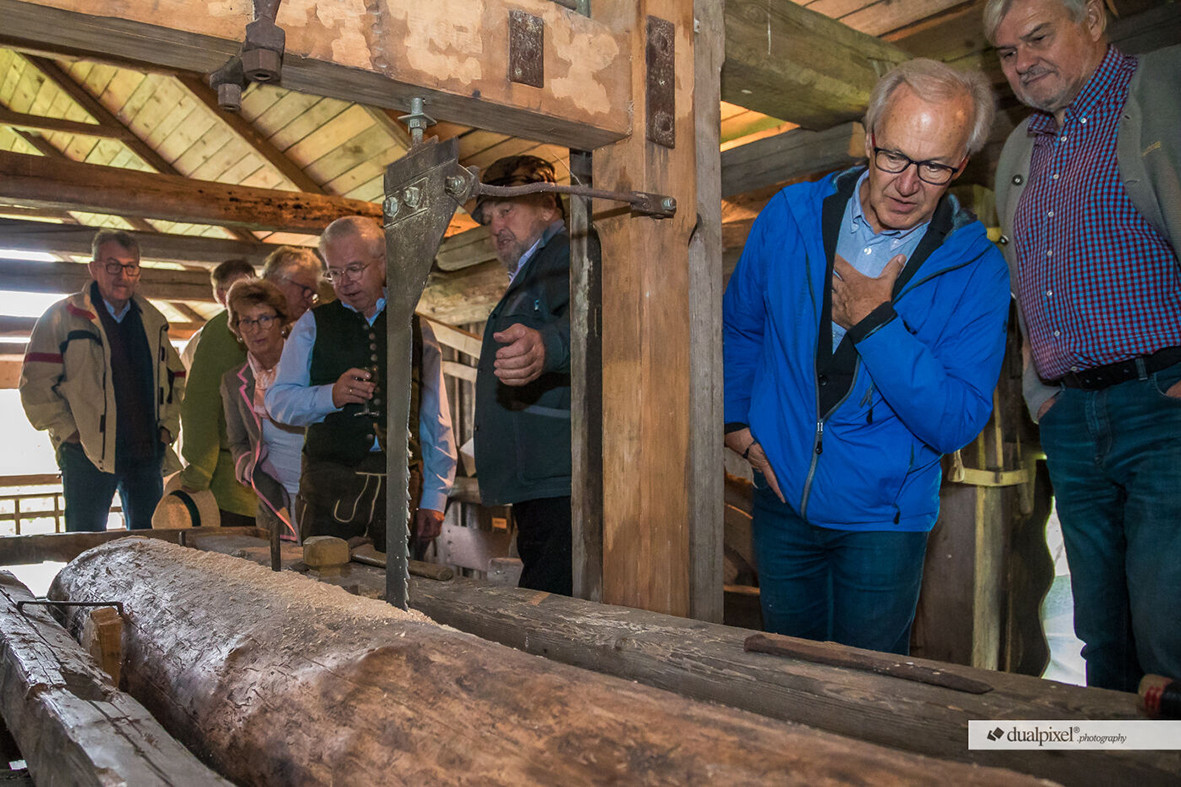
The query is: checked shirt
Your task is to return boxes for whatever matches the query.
[1014,46,1181,382]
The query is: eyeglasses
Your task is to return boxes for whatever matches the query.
[324,261,376,283]
[282,277,318,301]
[100,260,141,277]
[870,133,965,186]
[237,313,280,331]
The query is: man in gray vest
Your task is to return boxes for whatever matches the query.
[267,216,456,551]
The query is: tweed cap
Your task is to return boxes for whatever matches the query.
[471,155,564,225]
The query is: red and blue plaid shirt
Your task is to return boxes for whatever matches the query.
[1014,47,1181,381]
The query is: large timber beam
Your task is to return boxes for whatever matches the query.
[0,258,219,302]
[0,219,271,265]
[0,151,380,232]
[722,0,909,129]
[49,538,1039,786]
[0,0,630,151]
[0,105,132,139]
[721,122,866,199]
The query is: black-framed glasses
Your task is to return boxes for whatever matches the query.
[237,313,279,331]
[101,260,141,277]
[870,133,965,186]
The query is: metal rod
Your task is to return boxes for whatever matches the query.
[17,599,124,617]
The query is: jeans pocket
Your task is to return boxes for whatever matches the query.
[1150,362,1181,402]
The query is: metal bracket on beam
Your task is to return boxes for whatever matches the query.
[646,16,675,149]
[209,0,287,112]
[509,10,544,88]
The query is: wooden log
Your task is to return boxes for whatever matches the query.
[0,105,133,139]
[193,530,1179,786]
[51,538,1043,786]
[0,150,381,232]
[0,218,272,265]
[0,526,261,566]
[721,0,908,129]
[402,574,1181,786]
[0,571,230,785]
[720,122,866,199]
[0,259,214,302]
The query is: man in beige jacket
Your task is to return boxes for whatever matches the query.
[20,230,186,531]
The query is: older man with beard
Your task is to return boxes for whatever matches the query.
[472,156,598,597]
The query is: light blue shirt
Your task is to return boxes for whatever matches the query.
[266,293,457,513]
[833,171,930,349]
[102,297,131,323]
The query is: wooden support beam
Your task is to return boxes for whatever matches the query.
[688,0,725,623]
[721,1,908,129]
[0,313,200,340]
[721,122,866,199]
[0,258,214,302]
[0,218,271,265]
[50,538,1042,786]
[0,151,381,232]
[0,572,231,785]
[173,73,326,195]
[0,105,131,139]
[593,2,697,616]
[403,577,1181,786]
[0,0,631,151]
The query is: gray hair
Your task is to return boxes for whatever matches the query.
[91,230,139,260]
[983,0,1104,44]
[318,215,385,261]
[864,59,996,156]
[261,245,322,282]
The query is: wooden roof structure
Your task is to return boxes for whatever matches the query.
[0,0,1176,332]
[0,0,1177,620]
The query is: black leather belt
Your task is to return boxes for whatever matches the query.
[1058,346,1181,390]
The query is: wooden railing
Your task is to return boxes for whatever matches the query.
[0,473,122,535]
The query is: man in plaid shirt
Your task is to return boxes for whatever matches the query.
[989,0,1181,690]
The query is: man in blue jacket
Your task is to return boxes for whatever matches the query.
[723,59,1010,654]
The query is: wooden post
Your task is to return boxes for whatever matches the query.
[593,0,698,617]
[688,0,725,622]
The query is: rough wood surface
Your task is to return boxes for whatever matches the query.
[404,575,1181,786]
[0,571,229,786]
[0,149,381,232]
[0,0,629,151]
[722,0,907,128]
[0,218,269,265]
[52,538,1045,786]
[0,526,261,566]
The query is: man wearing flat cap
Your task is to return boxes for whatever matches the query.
[472,155,596,596]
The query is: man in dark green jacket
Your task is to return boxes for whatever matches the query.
[472,156,591,596]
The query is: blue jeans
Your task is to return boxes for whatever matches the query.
[1039,361,1181,691]
[57,442,163,532]
[751,478,929,655]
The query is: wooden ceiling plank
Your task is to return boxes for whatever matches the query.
[175,73,323,194]
[283,104,375,169]
[249,90,322,137]
[0,0,630,150]
[0,107,127,138]
[237,166,288,191]
[238,83,284,119]
[841,0,969,37]
[25,54,176,175]
[187,145,262,186]
[721,0,908,129]
[0,149,380,232]
[304,124,400,187]
[216,156,270,188]
[140,92,199,151]
[268,97,351,154]
[323,159,387,198]
[171,129,246,179]
[0,218,269,264]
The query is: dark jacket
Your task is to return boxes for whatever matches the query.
[474,222,582,505]
[723,168,1010,532]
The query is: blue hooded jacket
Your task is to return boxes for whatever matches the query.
[723,168,1010,532]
